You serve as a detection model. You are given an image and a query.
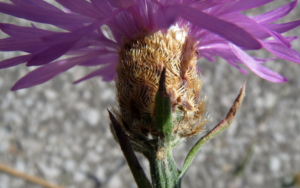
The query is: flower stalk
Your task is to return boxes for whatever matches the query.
[109,67,246,188]
[149,68,181,188]
[148,145,180,188]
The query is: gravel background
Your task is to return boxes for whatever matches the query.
[0,1,300,188]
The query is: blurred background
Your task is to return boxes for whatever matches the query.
[0,1,300,188]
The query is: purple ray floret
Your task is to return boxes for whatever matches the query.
[0,0,299,90]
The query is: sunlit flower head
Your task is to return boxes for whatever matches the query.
[0,0,299,90]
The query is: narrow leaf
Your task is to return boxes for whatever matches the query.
[108,110,152,188]
[178,82,246,180]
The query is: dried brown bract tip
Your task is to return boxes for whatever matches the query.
[115,26,210,139]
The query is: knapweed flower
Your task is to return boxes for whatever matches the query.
[1,1,299,185]
[116,27,210,137]
[1,0,299,139]
[0,0,299,91]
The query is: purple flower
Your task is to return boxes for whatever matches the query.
[0,0,299,90]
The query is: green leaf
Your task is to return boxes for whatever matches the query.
[178,82,246,180]
[108,110,153,188]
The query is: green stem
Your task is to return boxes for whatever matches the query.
[149,67,181,188]
[149,145,181,188]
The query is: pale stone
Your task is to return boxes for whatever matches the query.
[82,109,100,126]
[269,156,281,173]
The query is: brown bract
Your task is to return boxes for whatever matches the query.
[115,27,210,138]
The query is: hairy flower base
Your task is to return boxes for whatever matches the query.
[115,27,210,139]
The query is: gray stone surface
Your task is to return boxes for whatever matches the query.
[0,1,300,188]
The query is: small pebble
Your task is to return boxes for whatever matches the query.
[82,109,100,126]
[269,156,281,173]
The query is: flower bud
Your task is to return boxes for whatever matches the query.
[115,26,210,140]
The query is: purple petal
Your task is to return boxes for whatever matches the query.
[230,44,288,83]
[12,54,100,90]
[199,47,240,64]
[218,13,267,39]
[87,36,119,49]
[74,63,117,84]
[12,59,75,90]
[198,41,249,74]
[90,0,113,16]
[157,7,178,29]
[219,0,274,14]
[145,0,157,30]
[79,54,118,66]
[0,37,49,52]
[108,0,136,9]
[55,0,101,17]
[150,0,163,7]
[26,40,78,66]
[0,23,55,38]
[262,41,300,64]
[12,0,62,12]
[252,1,298,24]
[220,13,291,47]
[157,5,180,29]
[265,20,300,34]
[191,0,233,11]
[175,5,261,49]
[0,2,96,25]
[285,36,298,43]
[227,60,248,74]
[200,52,215,62]
[109,11,141,38]
[133,1,151,27]
[253,57,278,64]
[26,10,122,66]
[66,46,117,55]
[126,5,149,28]
[11,0,36,6]
[42,10,122,43]
[0,55,32,69]
[41,26,96,43]
[265,28,291,48]
[199,39,230,50]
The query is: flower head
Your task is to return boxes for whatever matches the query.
[0,0,299,90]
[115,27,210,137]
